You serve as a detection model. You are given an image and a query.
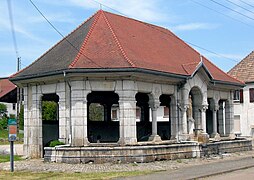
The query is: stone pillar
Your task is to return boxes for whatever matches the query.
[178,104,188,140]
[117,90,137,145]
[225,99,235,139]
[218,101,225,136]
[71,81,90,146]
[211,104,220,140]
[170,96,177,139]
[25,85,42,158]
[57,84,68,144]
[201,104,208,133]
[148,98,162,142]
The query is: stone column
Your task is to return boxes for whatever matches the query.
[57,84,68,144]
[225,99,235,139]
[211,104,220,140]
[71,81,90,146]
[26,85,42,158]
[178,104,188,140]
[170,96,177,140]
[218,101,225,136]
[148,99,162,142]
[117,90,137,145]
[201,104,208,133]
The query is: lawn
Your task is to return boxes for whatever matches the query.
[0,129,23,145]
[0,155,23,163]
[0,170,154,180]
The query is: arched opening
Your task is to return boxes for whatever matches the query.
[158,94,171,140]
[136,92,151,141]
[41,93,59,155]
[87,91,119,143]
[188,87,203,134]
[206,98,213,135]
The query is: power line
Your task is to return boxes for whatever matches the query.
[225,0,254,15]
[7,0,21,69]
[29,0,240,67]
[239,0,254,9]
[209,0,254,21]
[90,0,129,17]
[190,0,254,28]
[29,0,103,68]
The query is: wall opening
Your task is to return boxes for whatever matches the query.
[87,91,119,143]
[41,93,59,156]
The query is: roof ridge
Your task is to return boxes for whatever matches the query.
[69,10,102,68]
[102,11,135,67]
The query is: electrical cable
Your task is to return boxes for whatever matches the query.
[225,0,254,15]
[239,0,254,9]
[209,0,254,21]
[29,0,103,68]
[190,0,254,28]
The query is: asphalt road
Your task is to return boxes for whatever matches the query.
[118,157,254,180]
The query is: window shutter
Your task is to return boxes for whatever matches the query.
[240,89,243,103]
[250,88,254,103]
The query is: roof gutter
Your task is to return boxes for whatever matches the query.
[211,80,245,88]
[10,68,189,82]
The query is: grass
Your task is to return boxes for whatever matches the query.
[0,129,23,145]
[0,155,23,163]
[0,170,154,180]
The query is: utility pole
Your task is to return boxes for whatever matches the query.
[16,57,21,133]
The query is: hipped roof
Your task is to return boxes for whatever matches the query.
[11,10,242,86]
[228,51,254,83]
[0,78,16,100]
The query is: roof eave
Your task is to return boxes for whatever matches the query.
[10,68,189,83]
[211,80,245,88]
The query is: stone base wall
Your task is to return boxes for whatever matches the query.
[201,139,252,157]
[44,140,252,164]
[44,143,200,164]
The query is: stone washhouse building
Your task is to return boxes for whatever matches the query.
[228,51,254,137]
[10,10,251,163]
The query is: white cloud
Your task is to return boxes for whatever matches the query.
[170,23,219,31]
[204,52,243,62]
[67,0,174,23]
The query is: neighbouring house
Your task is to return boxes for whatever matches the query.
[0,77,17,117]
[228,51,254,137]
[10,10,247,161]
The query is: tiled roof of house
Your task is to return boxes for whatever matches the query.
[228,51,254,83]
[12,10,242,85]
[0,78,16,99]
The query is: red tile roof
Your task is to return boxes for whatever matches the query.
[12,10,242,85]
[0,78,16,99]
[228,51,254,83]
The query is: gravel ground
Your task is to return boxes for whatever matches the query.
[1,150,254,173]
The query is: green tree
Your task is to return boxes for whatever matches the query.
[19,104,24,130]
[0,103,7,117]
[89,103,104,121]
[42,101,58,121]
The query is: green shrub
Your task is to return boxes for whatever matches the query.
[0,116,8,130]
[49,140,65,147]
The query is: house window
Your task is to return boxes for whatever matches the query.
[111,109,118,120]
[136,107,141,120]
[250,88,254,103]
[163,106,169,118]
[12,103,16,110]
[234,89,243,103]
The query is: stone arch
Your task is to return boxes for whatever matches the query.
[87,91,119,143]
[41,93,59,156]
[158,94,171,140]
[135,92,151,141]
[188,86,203,133]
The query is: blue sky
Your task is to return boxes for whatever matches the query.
[1,0,254,77]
